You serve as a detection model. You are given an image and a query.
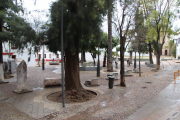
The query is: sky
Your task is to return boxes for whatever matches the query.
[23,0,56,12]
[22,0,108,33]
[22,0,180,39]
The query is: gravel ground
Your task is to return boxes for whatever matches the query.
[0,60,178,120]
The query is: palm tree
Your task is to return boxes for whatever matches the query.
[107,1,113,72]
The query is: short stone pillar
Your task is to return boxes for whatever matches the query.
[11,59,17,74]
[84,78,99,86]
[91,78,98,85]
[7,59,17,74]
[13,60,32,94]
[0,64,5,83]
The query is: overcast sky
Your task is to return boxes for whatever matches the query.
[22,0,179,39]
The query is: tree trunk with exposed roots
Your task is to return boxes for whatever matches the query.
[65,40,84,92]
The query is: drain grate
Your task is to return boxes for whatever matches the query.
[154,74,159,76]
[145,82,152,84]
[142,87,147,89]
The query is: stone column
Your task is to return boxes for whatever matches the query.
[13,60,32,94]
[0,63,4,83]
[0,63,9,84]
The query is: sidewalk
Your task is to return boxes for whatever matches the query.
[127,79,180,120]
[0,59,179,120]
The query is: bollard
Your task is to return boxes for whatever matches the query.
[108,76,114,89]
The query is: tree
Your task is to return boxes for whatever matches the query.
[47,0,107,96]
[107,0,114,72]
[99,32,119,67]
[169,40,174,56]
[140,0,154,64]
[113,0,137,87]
[0,0,35,63]
[28,10,48,66]
[134,2,147,77]
[142,0,175,70]
[171,43,176,58]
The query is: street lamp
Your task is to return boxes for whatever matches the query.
[97,43,100,77]
[42,43,45,70]
[133,32,137,72]
[134,49,137,70]
[61,0,65,108]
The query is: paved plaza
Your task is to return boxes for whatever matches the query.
[0,57,180,120]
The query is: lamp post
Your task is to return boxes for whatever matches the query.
[134,49,137,70]
[81,50,83,66]
[42,43,45,70]
[133,32,137,72]
[97,43,100,77]
[61,0,65,108]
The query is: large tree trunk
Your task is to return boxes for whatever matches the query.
[65,40,84,92]
[148,43,153,64]
[83,51,86,62]
[103,52,106,67]
[156,53,161,70]
[120,36,126,87]
[130,51,132,64]
[107,6,113,72]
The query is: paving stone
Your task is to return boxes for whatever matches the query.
[0,60,178,120]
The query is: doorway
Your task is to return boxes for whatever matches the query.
[165,50,167,55]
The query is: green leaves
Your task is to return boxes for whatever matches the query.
[0,0,35,51]
[47,0,108,54]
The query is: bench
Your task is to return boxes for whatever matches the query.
[43,78,61,87]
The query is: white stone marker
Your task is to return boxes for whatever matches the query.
[13,60,32,94]
[0,64,4,83]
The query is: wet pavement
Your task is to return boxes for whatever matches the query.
[0,57,180,120]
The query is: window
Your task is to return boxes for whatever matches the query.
[11,44,16,49]
[44,54,46,58]
[12,55,16,59]
[57,54,59,58]
[49,54,51,59]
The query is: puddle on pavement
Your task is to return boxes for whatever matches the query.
[154,74,159,76]
[124,92,131,96]
[145,82,152,84]
[53,66,61,74]
[101,101,106,107]
[33,87,44,90]
[142,87,147,89]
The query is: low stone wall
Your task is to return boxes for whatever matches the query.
[79,66,103,71]
[49,62,59,65]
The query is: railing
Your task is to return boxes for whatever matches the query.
[174,70,180,84]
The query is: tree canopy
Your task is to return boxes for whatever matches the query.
[47,0,108,92]
[0,0,35,63]
[47,0,107,53]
